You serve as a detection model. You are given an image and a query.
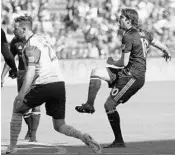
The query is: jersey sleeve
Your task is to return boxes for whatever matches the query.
[10,39,18,56]
[121,34,133,53]
[24,45,41,66]
[1,29,7,45]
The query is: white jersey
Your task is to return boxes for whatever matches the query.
[24,34,64,85]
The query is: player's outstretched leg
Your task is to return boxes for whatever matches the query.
[75,76,101,114]
[56,123,102,153]
[29,106,41,142]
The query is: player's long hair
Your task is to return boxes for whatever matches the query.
[121,8,139,27]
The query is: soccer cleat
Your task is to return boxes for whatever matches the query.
[75,104,95,114]
[83,133,102,153]
[29,136,37,142]
[103,140,126,148]
[5,145,17,154]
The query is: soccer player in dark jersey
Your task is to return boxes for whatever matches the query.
[1,28,17,84]
[1,17,41,142]
[75,8,171,148]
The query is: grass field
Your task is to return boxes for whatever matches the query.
[1,82,175,155]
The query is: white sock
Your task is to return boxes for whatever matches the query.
[59,124,84,141]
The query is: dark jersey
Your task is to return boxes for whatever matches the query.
[1,28,7,45]
[122,27,147,78]
[138,28,154,55]
[1,28,17,70]
[10,37,27,70]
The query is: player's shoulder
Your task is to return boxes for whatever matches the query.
[139,28,153,38]
[29,34,47,47]
[11,37,21,45]
[123,28,138,41]
[138,28,154,42]
[124,27,139,38]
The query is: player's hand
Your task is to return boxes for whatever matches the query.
[162,51,171,62]
[1,79,4,88]
[9,68,17,79]
[14,93,26,107]
[106,57,115,65]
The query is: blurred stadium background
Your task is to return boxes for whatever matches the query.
[1,0,175,59]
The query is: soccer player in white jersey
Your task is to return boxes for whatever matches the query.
[1,17,40,142]
[5,15,102,154]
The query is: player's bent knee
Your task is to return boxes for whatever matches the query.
[91,67,105,77]
[91,67,100,76]
[91,67,110,82]
[14,103,31,115]
[104,97,118,111]
[52,118,65,131]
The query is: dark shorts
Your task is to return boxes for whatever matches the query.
[24,82,66,119]
[107,67,145,104]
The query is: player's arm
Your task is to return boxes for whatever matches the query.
[1,63,11,87]
[18,46,40,96]
[107,35,131,67]
[151,38,171,61]
[1,29,17,71]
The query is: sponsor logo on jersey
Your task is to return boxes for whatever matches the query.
[18,46,23,50]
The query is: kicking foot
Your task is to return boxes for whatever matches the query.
[104,140,126,148]
[75,104,95,114]
[83,133,102,153]
[5,145,17,154]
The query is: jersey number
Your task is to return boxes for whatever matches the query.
[141,38,149,58]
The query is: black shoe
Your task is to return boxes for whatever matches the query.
[24,131,31,140]
[104,141,126,148]
[29,137,37,142]
[75,104,95,114]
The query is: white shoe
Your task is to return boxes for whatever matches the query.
[83,133,102,153]
[5,145,17,154]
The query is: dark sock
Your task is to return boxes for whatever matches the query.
[106,109,124,142]
[87,78,101,106]
[23,115,32,136]
[31,113,40,139]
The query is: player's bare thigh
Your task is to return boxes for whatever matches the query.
[91,67,111,82]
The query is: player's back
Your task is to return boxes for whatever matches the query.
[25,34,64,85]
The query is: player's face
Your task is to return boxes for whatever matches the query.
[119,15,128,30]
[13,22,25,40]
